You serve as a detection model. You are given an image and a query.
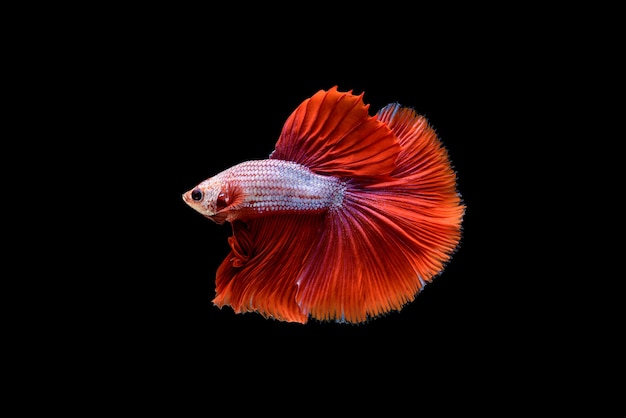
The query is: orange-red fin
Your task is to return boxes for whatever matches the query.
[213,186,463,324]
[270,86,400,179]
[375,103,464,215]
[295,186,463,324]
[213,215,323,324]
[376,103,455,180]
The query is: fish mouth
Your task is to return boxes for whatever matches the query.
[182,191,194,205]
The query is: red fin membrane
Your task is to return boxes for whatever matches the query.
[295,195,421,323]
[216,187,463,324]
[213,215,323,324]
[376,103,465,220]
[296,188,463,324]
[271,86,400,179]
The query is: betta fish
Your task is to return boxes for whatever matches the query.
[182,86,465,324]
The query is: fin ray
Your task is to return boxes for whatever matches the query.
[295,186,463,323]
[213,215,323,323]
[271,86,400,179]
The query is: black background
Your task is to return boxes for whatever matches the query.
[115,54,527,372]
[55,16,579,409]
[14,4,617,413]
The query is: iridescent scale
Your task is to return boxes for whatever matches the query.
[220,160,346,215]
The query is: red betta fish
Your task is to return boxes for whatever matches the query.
[182,86,465,324]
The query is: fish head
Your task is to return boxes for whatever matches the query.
[182,177,230,224]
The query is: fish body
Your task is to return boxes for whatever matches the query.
[182,159,346,224]
[183,86,465,324]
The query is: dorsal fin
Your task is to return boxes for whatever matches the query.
[270,86,400,179]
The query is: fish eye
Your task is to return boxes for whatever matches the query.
[191,189,203,201]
